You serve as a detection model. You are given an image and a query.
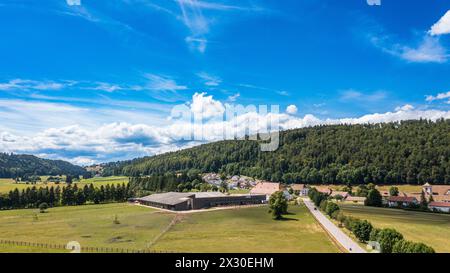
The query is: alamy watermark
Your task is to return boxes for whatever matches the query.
[170,103,280,152]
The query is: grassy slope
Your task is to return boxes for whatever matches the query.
[153,205,339,253]
[0,203,339,253]
[0,176,129,193]
[340,204,450,253]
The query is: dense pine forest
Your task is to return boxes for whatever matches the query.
[105,119,450,185]
[0,153,87,178]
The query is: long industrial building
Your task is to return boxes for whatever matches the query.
[133,192,266,211]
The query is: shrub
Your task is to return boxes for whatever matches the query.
[336,211,346,224]
[392,240,435,253]
[377,228,403,253]
[39,202,48,213]
[352,220,373,243]
[319,200,328,211]
[325,202,340,216]
[365,189,382,207]
[343,216,358,231]
[331,210,341,220]
[369,228,381,242]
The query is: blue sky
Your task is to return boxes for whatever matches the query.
[0,0,450,165]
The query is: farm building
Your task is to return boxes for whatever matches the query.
[290,184,309,196]
[250,182,282,198]
[133,192,266,211]
[428,202,450,213]
[387,196,418,207]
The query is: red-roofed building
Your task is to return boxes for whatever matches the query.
[387,196,418,207]
[428,202,450,213]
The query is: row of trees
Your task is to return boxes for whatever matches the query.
[308,188,435,253]
[0,183,133,210]
[105,120,450,185]
[128,171,230,197]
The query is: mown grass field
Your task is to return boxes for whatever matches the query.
[152,205,339,253]
[340,204,450,253]
[0,203,339,253]
[0,176,129,193]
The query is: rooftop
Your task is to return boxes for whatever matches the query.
[250,182,281,195]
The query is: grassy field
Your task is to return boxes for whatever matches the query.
[152,205,339,253]
[340,204,450,253]
[0,176,129,193]
[0,203,173,251]
[0,203,339,253]
[375,185,422,193]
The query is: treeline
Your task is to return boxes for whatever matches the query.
[308,188,434,253]
[0,183,132,210]
[0,153,87,178]
[128,170,223,197]
[105,119,450,185]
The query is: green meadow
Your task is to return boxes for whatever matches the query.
[0,203,339,253]
[0,176,129,194]
[340,204,450,253]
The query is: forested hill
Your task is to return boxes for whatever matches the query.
[105,119,450,185]
[0,153,87,178]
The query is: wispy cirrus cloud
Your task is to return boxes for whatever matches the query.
[197,72,221,86]
[176,0,266,53]
[144,74,188,91]
[370,34,448,63]
[340,89,387,102]
[0,79,71,91]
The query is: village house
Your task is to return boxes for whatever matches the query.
[428,201,450,213]
[290,184,309,196]
[387,196,419,207]
[330,191,349,200]
[422,183,450,203]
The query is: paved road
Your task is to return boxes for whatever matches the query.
[303,198,366,253]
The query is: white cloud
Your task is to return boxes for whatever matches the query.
[91,82,123,92]
[426,90,450,103]
[0,79,66,91]
[286,105,298,115]
[370,34,448,63]
[340,89,387,102]
[429,10,450,36]
[190,92,225,119]
[395,104,414,111]
[228,93,240,102]
[144,74,188,91]
[197,72,221,86]
[400,36,448,63]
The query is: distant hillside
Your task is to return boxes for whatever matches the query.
[103,119,450,185]
[0,153,87,178]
